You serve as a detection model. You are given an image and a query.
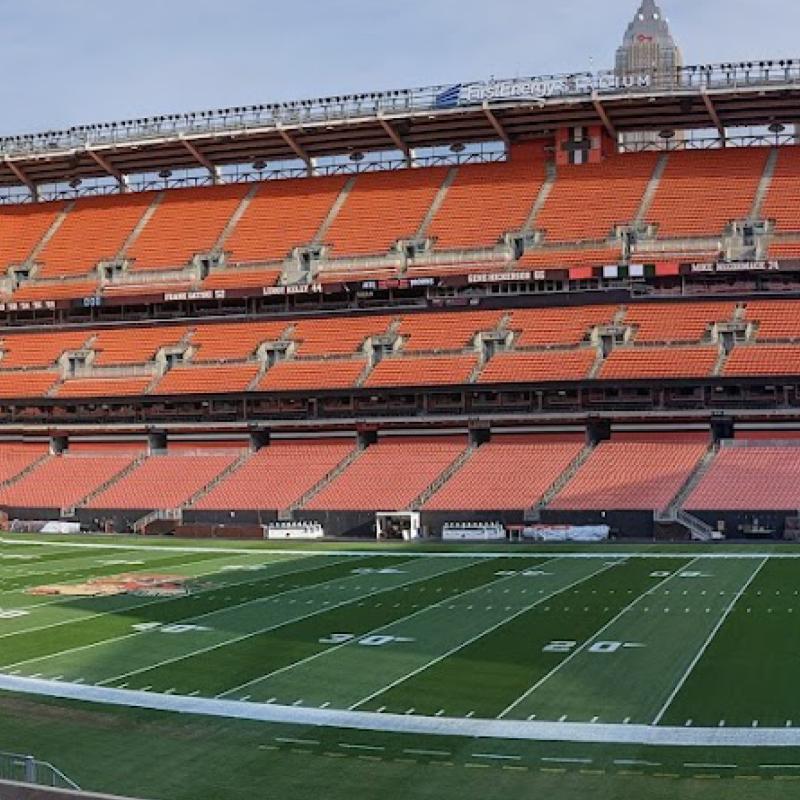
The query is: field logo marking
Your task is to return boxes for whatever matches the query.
[351,568,406,575]
[132,623,211,635]
[319,633,416,647]
[0,609,29,620]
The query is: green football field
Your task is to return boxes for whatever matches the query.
[1,535,800,799]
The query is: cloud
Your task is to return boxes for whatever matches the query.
[0,0,795,134]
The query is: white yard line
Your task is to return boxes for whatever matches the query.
[348,559,622,711]
[216,556,564,699]
[0,555,372,675]
[5,537,800,559]
[94,555,485,687]
[651,556,769,726]
[497,556,701,720]
[0,555,360,647]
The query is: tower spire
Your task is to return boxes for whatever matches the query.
[616,0,682,75]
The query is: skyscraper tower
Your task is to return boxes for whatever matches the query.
[616,0,683,81]
[616,0,683,147]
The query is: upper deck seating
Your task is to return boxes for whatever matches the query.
[13,281,98,302]
[225,176,346,264]
[723,345,800,377]
[550,441,707,511]
[364,354,477,388]
[127,185,248,270]
[290,316,392,357]
[87,452,242,510]
[479,350,595,383]
[258,359,366,391]
[427,143,546,249]
[56,376,153,399]
[599,347,718,379]
[189,321,288,362]
[397,310,503,352]
[325,168,447,256]
[535,153,657,242]
[686,445,800,510]
[0,453,136,509]
[0,203,61,272]
[36,194,152,279]
[91,326,189,366]
[645,148,768,237]
[745,300,800,339]
[193,439,356,511]
[304,437,466,510]
[507,305,616,347]
[761,146,800,232]
[622,302,735,343]
[0,331,91,368]
[0,371,59,398]
[153,364,259,395]
[424,437,584,510]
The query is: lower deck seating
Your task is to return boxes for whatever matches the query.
[0,454,136,510]
[87,453,243,510]
[305,437,466,510]
[424,438,584,510]
[686,446,800,511]
[550,441,707,511]
[193,439,356,511]
[0,446,48,484]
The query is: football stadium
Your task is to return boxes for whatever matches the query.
[3,0,800,798]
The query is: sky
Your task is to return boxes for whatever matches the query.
[0,0,797,135]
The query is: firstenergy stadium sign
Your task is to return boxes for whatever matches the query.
[436,72,652,108]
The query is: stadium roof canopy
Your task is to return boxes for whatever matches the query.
[3,59,800,192]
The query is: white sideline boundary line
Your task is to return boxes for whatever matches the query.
[498,556,701,719]
[3,674,800,748]
[4,537,800,559]
[651,556,769,726]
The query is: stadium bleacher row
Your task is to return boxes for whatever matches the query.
[3,142,800,304]
[0,434,794,531]
[0,298,795,398]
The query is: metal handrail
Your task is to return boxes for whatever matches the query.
[3,59,800,157]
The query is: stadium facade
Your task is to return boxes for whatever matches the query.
[0,4,795,542]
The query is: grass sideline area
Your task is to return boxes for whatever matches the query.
[1,536,800,798]
[2,693,799,800]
